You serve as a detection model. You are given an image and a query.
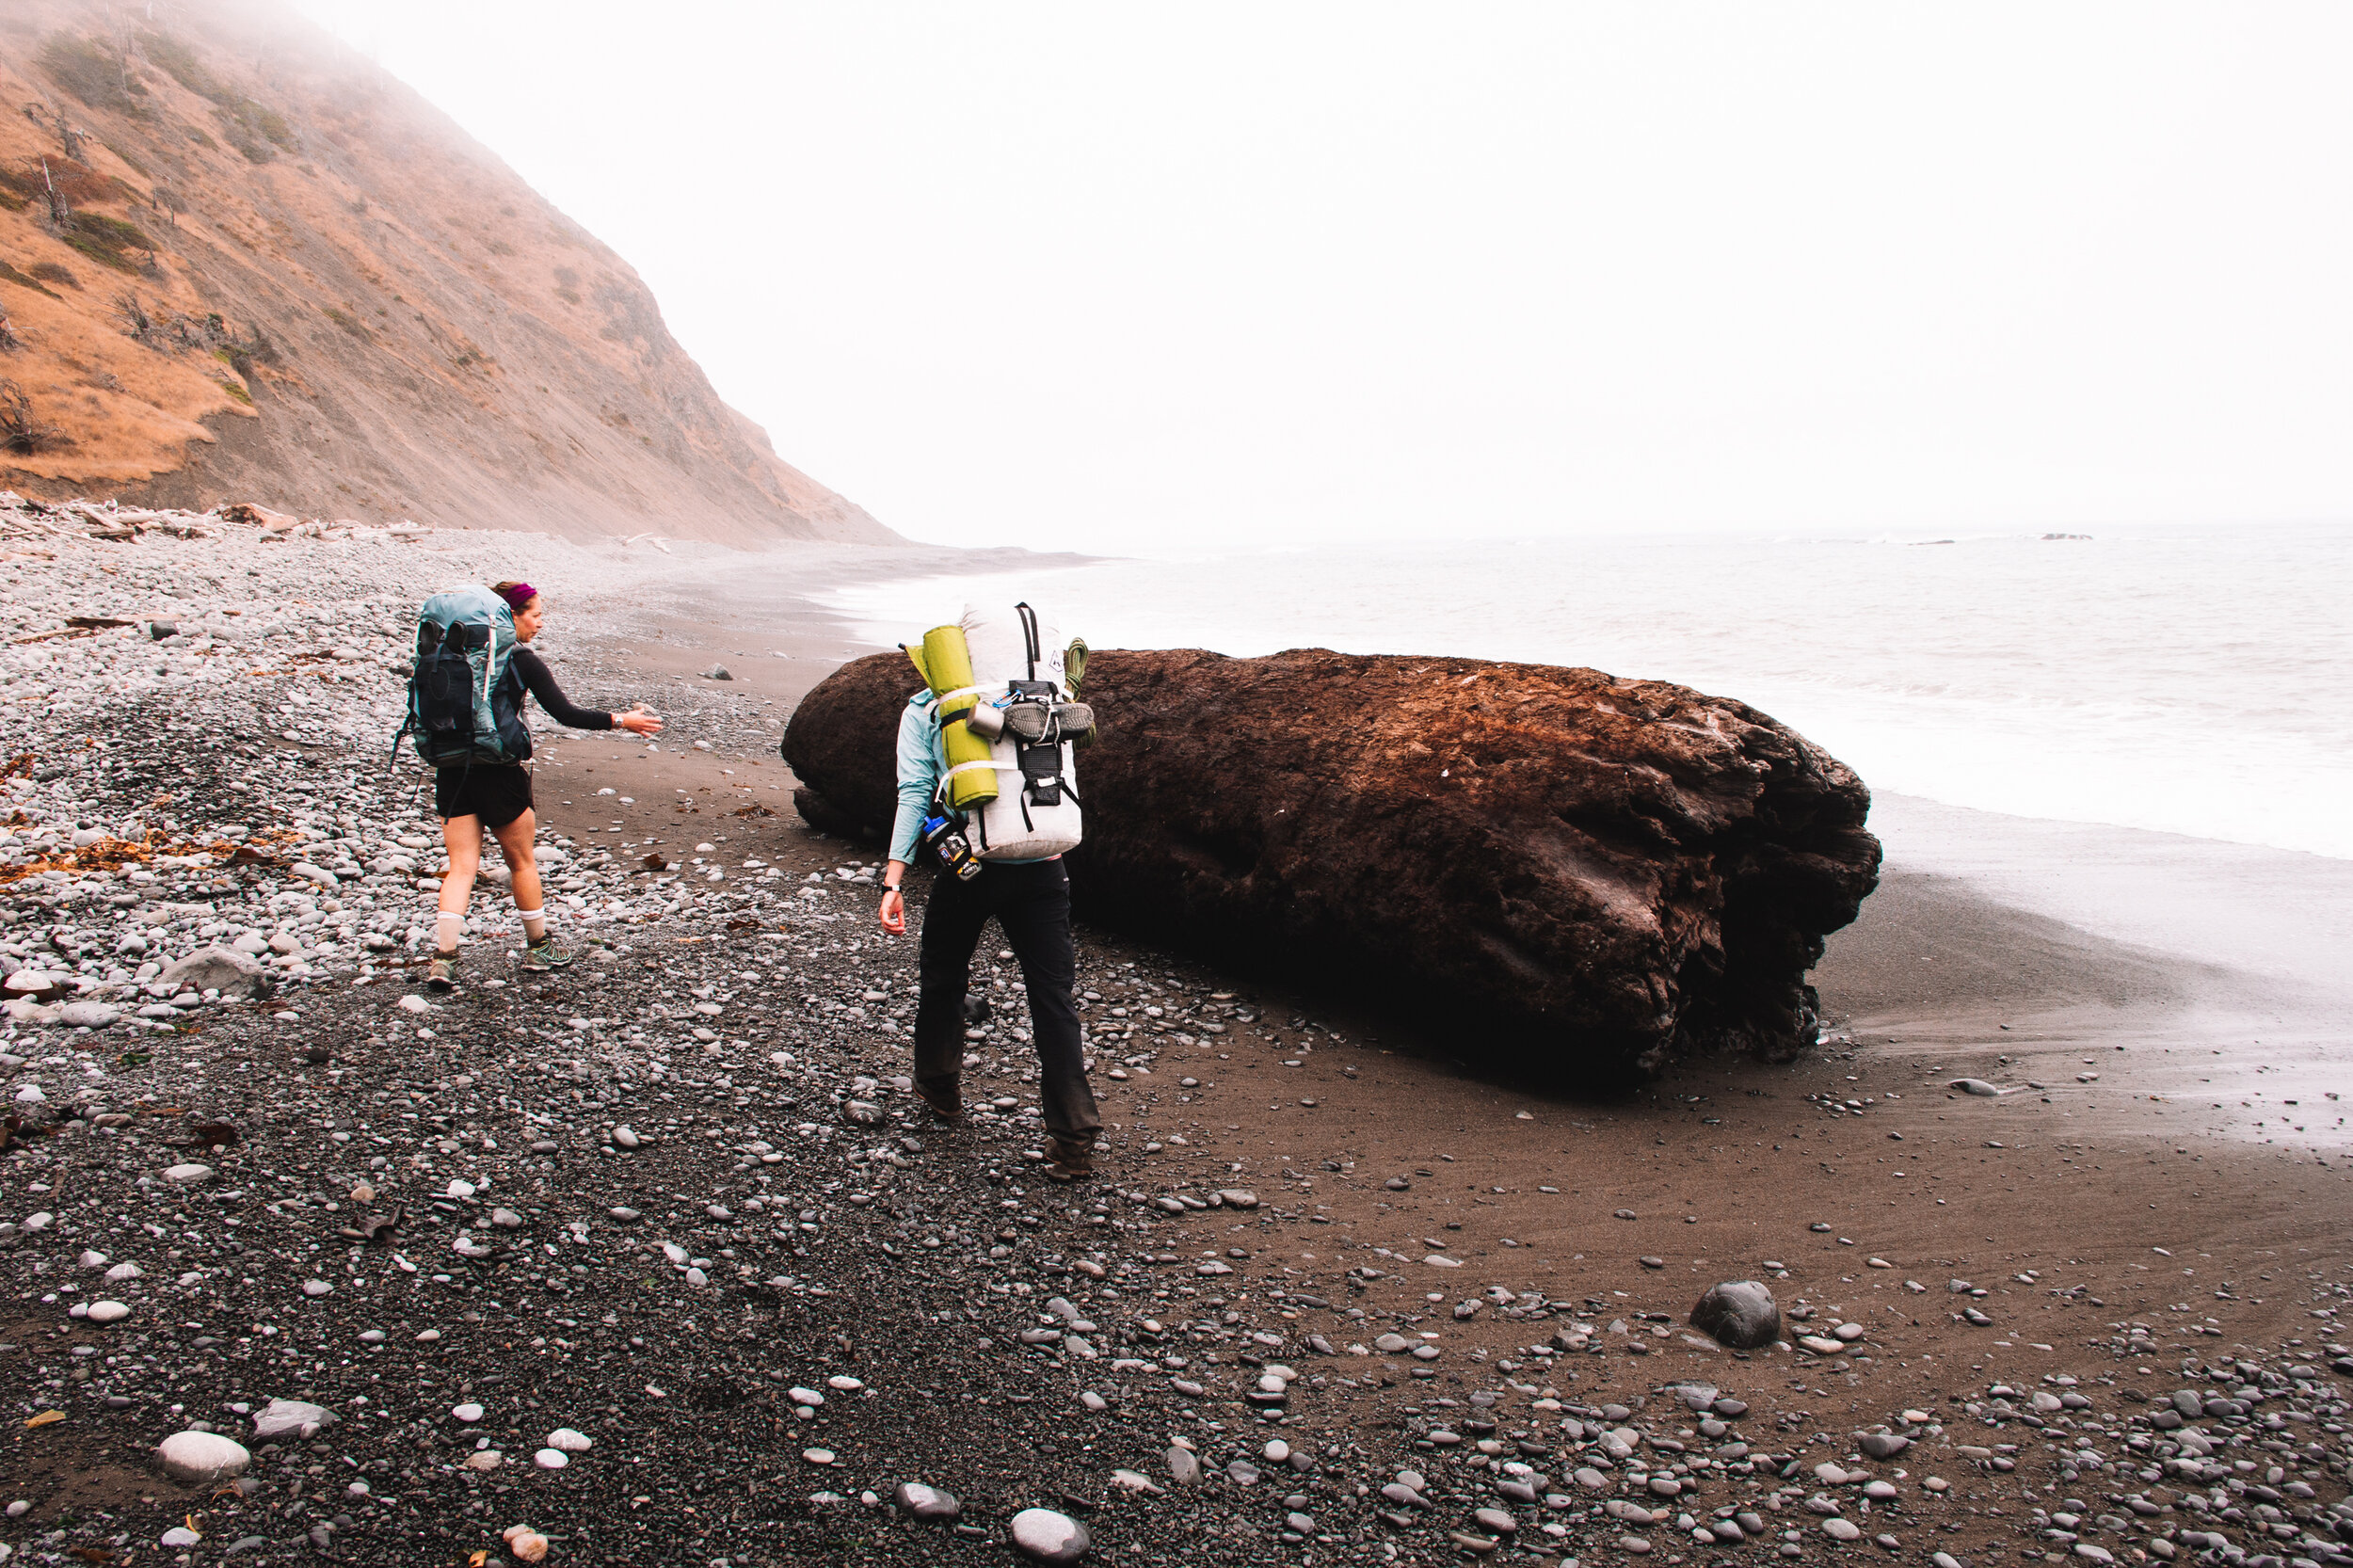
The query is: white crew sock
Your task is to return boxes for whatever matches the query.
[434,911,464,955]
[517,906,547,943]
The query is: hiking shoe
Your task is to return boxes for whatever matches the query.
[424,956,456,992]
[915,1080,962,1124]
[1043,1136,1096,1183]
[519,937,577,973]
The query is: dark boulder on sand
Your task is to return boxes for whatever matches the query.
[780,662,913,845]
[784,648,1880,1080]
[1691,1280,1783,1349]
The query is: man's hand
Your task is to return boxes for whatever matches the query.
[878,886,905,935]
[616,705,664,737]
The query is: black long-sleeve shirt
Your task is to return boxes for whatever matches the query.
[510,647,612,729]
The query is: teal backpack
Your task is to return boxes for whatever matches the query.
[392,585,531,767]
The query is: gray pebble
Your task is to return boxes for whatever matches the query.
[892,1480,961,1522]
[1007,1506,1091,1563]
[250,1399,331,1440]
[155,1430,250,1484]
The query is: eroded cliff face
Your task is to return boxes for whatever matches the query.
[0,0,890,547]
[784,648,1882,1083]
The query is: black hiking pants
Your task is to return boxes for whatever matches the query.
[912,858,1100,1145]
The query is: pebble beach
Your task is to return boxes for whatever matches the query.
[5,496,2353,1568]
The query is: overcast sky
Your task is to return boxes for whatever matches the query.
[288,2,2353,552]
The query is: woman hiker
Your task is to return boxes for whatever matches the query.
[426,581,663,990]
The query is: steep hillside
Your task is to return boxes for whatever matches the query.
[0,0,891,546]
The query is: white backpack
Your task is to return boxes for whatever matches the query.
[942,603,1085,861]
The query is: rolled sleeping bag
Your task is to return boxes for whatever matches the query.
[904,623,1000,810]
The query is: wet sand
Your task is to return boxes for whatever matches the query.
[511,552,2353,1562]
[547,551,2353,1373]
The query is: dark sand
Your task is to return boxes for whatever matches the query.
[11,539,2349,1567]
[521,557,2353,1558]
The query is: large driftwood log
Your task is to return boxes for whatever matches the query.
[783,648,1880,1080]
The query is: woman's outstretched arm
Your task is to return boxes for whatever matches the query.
[508,647,613,728]
[509,648,664,735]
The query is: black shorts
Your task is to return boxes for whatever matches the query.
[434,764,535,829]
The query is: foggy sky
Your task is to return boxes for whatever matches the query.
[291,3,2353,552]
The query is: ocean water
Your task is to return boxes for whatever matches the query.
[821,524,2353,860]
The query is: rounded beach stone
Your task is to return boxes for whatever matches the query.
[86,1300,130,1324]
[251,1399,330,1440]
[1009,1507,1093,1563]
[156,1430,251,1484]
[893,1480,962,1521]
[1689,1279,1781,1349]
[156,946,270,999]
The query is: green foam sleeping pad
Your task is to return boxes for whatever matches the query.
[907,622,1000,810]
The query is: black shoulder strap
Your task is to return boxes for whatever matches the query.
[1016,602,1040,680]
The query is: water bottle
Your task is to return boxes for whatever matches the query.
[922,812,984,881]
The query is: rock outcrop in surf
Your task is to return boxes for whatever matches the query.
[784,648,1881,1080]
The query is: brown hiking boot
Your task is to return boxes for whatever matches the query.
[915,1080,962,1124]
[1043,1136,1096,1183]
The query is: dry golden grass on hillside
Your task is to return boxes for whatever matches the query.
[0,110,258,480]
[0,1,890,546]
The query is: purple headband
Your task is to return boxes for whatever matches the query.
[498,583,538,612]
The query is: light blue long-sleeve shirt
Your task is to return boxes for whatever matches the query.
[889,696,945,864]
[889,694,1047,866]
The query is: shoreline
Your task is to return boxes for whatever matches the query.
[4,519,2350,1566]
